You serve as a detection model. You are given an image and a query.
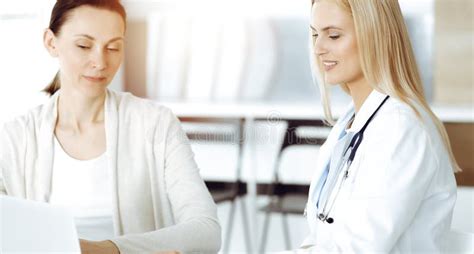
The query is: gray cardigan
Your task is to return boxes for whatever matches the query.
[0,90,221,253]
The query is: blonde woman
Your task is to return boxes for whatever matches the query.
[0,1,220,253]
[302,0,459,252]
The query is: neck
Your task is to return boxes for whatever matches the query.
[346,78,373,113]
[56,88,106,131]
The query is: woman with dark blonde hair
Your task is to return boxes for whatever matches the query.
[0,1,220,253]
[302,0,459,252]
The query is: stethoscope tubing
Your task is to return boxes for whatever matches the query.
[316,95,390,224]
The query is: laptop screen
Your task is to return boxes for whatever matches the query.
[0,196,81,253]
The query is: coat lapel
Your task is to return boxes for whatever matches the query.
[104,90,123,235]
[308,108,351,202]
[34,92,59,202]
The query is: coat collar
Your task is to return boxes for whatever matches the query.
[346,89,388,133]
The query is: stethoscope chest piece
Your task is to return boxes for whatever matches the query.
[318,213,334,224]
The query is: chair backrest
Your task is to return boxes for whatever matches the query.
[180,118,246,197]
[263,120,329,197]
[279,119,327,152]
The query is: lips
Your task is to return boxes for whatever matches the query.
[83,76,106,83]
[322,60,338,72]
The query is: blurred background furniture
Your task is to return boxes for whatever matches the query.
[180,117,252,253]
[258,119,327,252]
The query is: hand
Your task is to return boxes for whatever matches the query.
[80,239,120,254]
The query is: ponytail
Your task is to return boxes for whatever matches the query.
[43,71,60,96]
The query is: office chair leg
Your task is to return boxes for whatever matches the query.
[259,209,272,253]
[282,213,291,250]
[223,199,237,254]
[239,198,252,253]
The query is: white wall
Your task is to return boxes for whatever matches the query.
[0,0,55,124]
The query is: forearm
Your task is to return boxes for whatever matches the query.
[80,240,179,254]
[110,217,221,254]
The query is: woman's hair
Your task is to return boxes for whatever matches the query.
[43,0,127,96]
[310,0,461,172]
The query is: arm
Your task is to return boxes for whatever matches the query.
[0,120,26,196]
[79,240,178,254]
[0,166,6,195]
[111,110,221,254]
[0,123,8,195]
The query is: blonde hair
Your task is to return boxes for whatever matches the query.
[310,0,461,172]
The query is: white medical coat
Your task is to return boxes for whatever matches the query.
[302,90,457,253]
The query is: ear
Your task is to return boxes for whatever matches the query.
[43,28,59,57]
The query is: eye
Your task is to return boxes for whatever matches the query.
[107,48,120,52]
[77,45,90,50]
[329,35,340,40]
[312,33,319,39]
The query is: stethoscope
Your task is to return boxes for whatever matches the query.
[316,95,390,224]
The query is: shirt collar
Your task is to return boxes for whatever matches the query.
[346,89,388,133]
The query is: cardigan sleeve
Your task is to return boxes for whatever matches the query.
[0,122,7,195]
[0,166,5,195]
[0,119,26,196]
[111,109,221,254]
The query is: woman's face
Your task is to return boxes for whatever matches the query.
[44,6,125,97]
[311,1,364,86]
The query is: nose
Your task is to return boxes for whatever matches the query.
[91,49,107,70]
[313,37,328,57]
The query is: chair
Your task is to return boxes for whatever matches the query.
[259,119,328,252]
[181,117,252,253]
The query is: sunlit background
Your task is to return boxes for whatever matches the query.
[0,0,472,252]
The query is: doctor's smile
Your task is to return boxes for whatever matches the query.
[322,60,338,71]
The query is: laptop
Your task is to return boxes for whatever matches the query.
[0,195,81,254]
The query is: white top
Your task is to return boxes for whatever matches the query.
[49,137,114,241]
[302,90,457,253]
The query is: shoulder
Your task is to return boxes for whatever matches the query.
[0,104,47,161]
[0,118,26,150]
[367,97,447,165]
[371,97,431,136]
[112,91,177,122]
[0,104,45,139]
[111,91,181,138]
[111,92,189,149]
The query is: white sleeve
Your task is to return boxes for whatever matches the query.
[111,110,221,254]
[0,120,27,196]
[0,167,6,195]
[0,122,8,195]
